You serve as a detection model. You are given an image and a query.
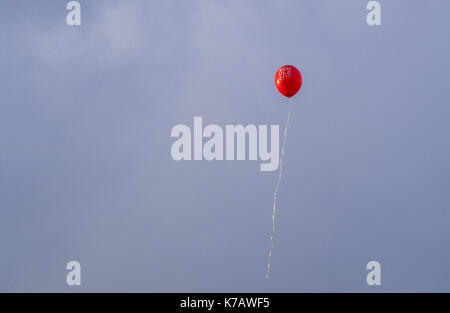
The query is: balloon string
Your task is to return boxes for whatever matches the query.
[266,97,292,280]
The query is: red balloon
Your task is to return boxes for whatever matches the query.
[275,65,302,98]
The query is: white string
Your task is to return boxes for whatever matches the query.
[266,97,292,280]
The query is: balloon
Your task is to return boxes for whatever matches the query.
[275,65,302,98]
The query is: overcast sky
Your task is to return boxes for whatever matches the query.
[0,0,449,292]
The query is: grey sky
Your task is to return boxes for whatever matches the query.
[0,0,449,292]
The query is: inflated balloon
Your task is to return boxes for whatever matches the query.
[266,64,303,280]
[275,65,302,98]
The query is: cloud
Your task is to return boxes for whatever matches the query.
[30,2,159,67]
